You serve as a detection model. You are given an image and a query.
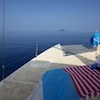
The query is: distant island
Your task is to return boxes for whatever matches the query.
[58,29,72,33]
[59,29,66,31]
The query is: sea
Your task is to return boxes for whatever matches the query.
[0,31,93,81]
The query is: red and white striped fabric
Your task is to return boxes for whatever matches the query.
[64,66,100,98]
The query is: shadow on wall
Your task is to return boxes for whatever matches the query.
[54,45,96,65]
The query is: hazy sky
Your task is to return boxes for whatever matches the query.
[0,0,100,32]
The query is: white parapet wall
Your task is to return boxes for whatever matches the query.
[33,44,96,66]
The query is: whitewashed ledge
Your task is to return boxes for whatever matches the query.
[0,44,99,100]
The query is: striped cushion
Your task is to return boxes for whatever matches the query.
[64,66,100,98]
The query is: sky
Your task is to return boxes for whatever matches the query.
[0,0,100,32]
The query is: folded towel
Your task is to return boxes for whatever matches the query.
[64,66,100,98]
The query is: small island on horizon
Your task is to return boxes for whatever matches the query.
[58,29,72,33]
[59,29,66,31]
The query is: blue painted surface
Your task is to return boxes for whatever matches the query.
[42,69,81,100]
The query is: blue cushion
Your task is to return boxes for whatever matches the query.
[91,63,97,69]
[91,63,100,69]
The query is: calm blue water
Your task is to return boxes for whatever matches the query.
[0,31,93,80]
